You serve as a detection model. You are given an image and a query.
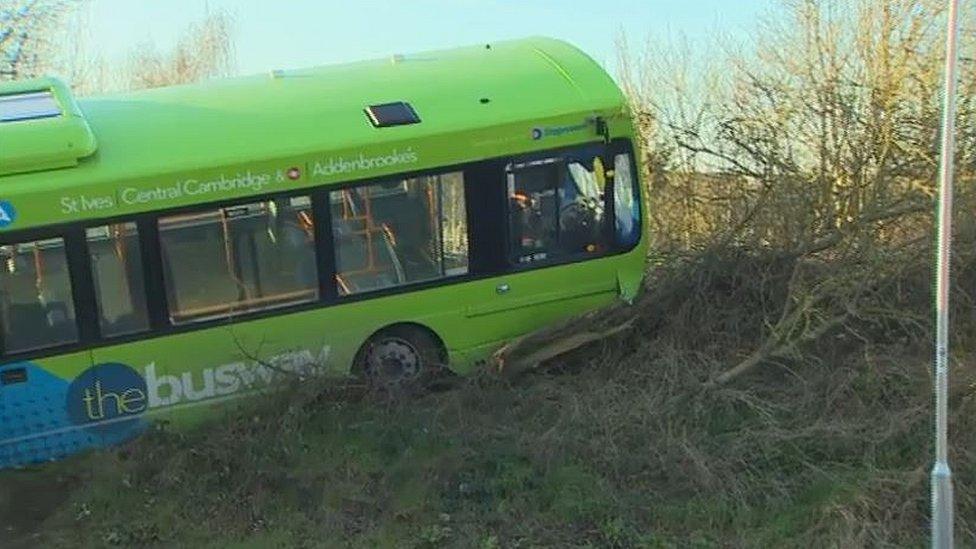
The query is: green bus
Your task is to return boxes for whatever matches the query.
[0,37,647,468]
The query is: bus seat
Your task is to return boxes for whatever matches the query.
[5,303,50,351]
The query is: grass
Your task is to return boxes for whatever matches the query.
[2,250,974,548]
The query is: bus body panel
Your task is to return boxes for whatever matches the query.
[0,351,96,466]
[0,38,649,469]
[0,37,627,233]
[0,243,644,467]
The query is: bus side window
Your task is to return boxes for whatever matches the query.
[0,237,78,354]
[158,196,319,325]
[86,223,150,337]
[507,162,559,263]
[329,171,469,295]
[507,153,607,265]
[612,153,641,248]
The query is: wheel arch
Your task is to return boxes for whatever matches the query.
[352,321,450,374]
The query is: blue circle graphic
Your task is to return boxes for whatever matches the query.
[531,128,543,140]
[0,200,16,228]
[66,363,148,438]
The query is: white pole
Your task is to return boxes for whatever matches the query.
[932,0,961,547]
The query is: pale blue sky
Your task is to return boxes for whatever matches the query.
[77,0,773,78]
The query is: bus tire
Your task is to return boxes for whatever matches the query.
[356,325,444,390]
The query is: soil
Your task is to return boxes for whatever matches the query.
[0,468,80,548]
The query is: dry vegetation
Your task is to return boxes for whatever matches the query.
[0,0,233,92]
[0,0,78,81]
[2,0,976,547]
[124,11,234,91]
[616,0,976,385]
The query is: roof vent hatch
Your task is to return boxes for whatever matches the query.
[364,101,420,128]
[0,78,97,177]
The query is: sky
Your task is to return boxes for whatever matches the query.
[76,0,773,79]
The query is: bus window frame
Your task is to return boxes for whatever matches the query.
[501,139,639,273]
[153,197,323,326]
[607,139,643,251]
[0,224,94,356]
[328,168,473,297]
[0,138,641,365]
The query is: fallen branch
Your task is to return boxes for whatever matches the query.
[708,309,849,387]
[492,304,637,376]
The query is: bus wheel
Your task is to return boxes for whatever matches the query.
[358,325,443,390]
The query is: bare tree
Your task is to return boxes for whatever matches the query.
[629,0,974,251]
[125,10,235,90]
[0,0,78,81]
[1,2,235,93]
[608,0,976,385]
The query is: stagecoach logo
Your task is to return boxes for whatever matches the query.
[0,200,17,228]
[530,123,589,140]
[65,347,330,432]
[312,147,419,177]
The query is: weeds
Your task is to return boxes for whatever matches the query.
[0,246,965,548]
[2,1,975,547]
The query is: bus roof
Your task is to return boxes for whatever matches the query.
[0,37,628,231]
